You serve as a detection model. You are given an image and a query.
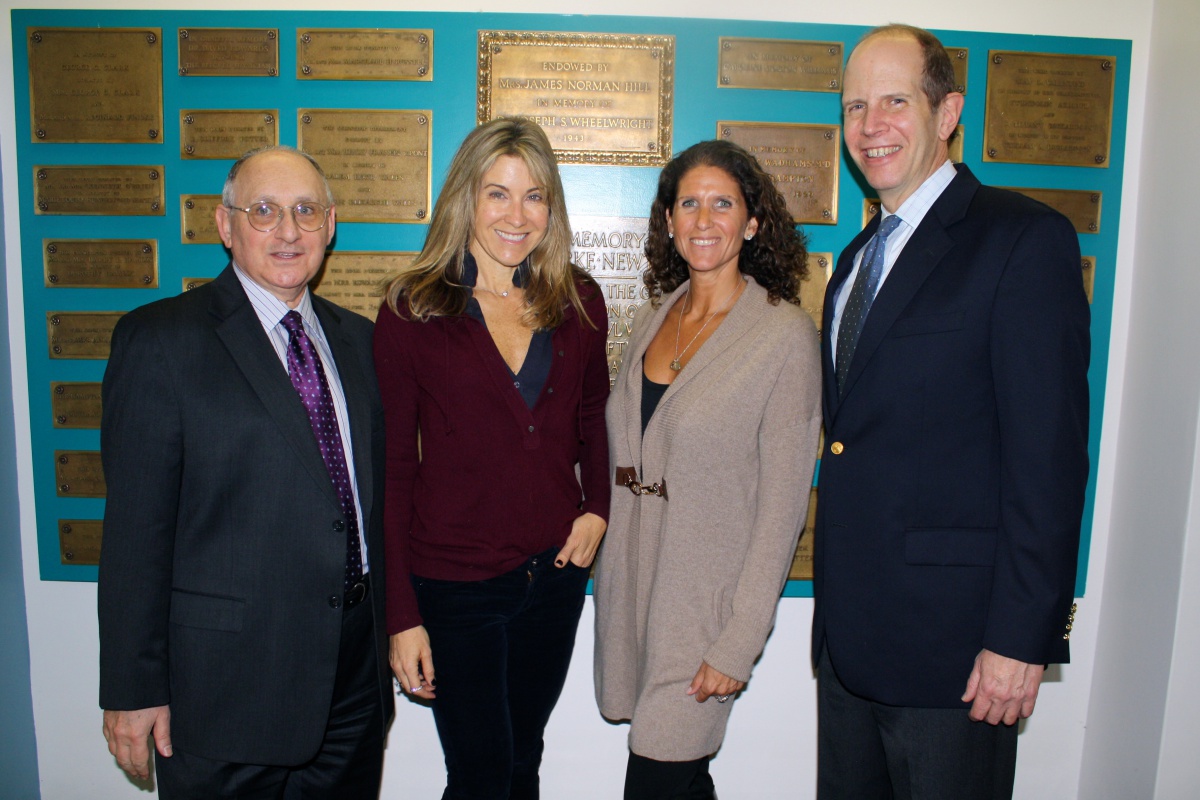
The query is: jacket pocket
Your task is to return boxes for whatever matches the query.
[889,312,964,338]
[170,589,245,632]
[904,528,997,566]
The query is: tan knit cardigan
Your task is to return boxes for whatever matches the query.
[593,276,822,761]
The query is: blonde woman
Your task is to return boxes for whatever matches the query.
[373,117,609,799]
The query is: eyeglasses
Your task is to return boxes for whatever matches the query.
[225,201,331,233]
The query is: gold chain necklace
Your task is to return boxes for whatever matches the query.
[670,278,744,371]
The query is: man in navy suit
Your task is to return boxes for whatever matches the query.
[813,24,1090,798]
[99,147,392,798]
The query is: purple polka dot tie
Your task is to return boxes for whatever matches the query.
[836,213,903,394]
[280,311,363,594]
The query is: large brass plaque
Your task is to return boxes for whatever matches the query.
[719,121,839,225]
[298,109,431,223]
[54,450,106,498]
[479,31,674,166]
[718,38,842,92]
[35,165,164,216]
[44,239,157,289]
[181,195,224,244]
[946,47,969,94]
[47,312,123,359]
[1002,187,1102,233]
[178,28,278,77]
[51,382,103,429]
[569,215,651,384]
[59,520,103,565]
[27,27,163,143]
[181,110,277,159]
[984,51,1116,167]
[297,29,433,81]
[788,488,818,581]
[312,252,415,321]
[1082,256,1095,304]
[801,253,832,335]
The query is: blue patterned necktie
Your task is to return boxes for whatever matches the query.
[836,214,903,393]
[280,311,363,594]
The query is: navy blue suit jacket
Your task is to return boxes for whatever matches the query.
[813,164,1090,708]
[98,266,393,764]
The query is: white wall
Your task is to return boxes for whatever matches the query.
[1076,0,1200,797]
[2,1,1177,798]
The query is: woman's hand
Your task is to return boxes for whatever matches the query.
[687,661,745,703]
[390,626,436,699]
[554,512,607,568]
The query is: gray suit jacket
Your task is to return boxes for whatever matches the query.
[98,265,392,765]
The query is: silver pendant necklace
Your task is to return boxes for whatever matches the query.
[670,278,744,371]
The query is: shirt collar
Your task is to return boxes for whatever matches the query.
[232,262,320,334]
[886,159,957,232]
[460,249,530,289]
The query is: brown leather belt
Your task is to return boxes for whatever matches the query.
[615,466,668,500]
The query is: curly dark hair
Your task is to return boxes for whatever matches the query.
[643,139,808,307]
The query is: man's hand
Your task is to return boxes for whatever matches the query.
[961,649,1044,725]
[103,706,172,780]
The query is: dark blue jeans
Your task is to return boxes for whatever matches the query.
[414,547,589,800]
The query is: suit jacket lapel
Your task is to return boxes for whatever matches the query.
[313,298,374,520]
[836,166,980,402]
[209,267,341,512]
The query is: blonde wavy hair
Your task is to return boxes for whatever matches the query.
[383,117,589,330]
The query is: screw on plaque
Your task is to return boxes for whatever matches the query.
[268,31,276,40]
[185,145,195,154]
[419,34,428,45]
[185,199,195,209]
[722,41,731,50]
[823,209,832,219]
[269,68,277,76]
[1101,60,1112,71]
[149,170,159,180]
[988,148,998,157]
[418,66,427,76]
[830,80,840,89]
[416,210,426,220]
[56,415,68,424]
[179,68,189,76]
[47,244,58,254]
[186,230,195,239]
[48,274,58,283]
[818,257,829,268]
[142,245,152,254]
[142,276,152,284]
[147,33,157,45]
[180,30,189,39]
[721,76,730,85]
[1095,154,1106,164]
[36,129,46,139]
[302,115,312,124]
[418,115,427,125]
[39,201,49,211]
[302,33,311,44]
[264,115,274,124]
[828,47,838,55]
[37,169,47,180]
[1089,223,1098,232]
[65,551,75,561]
[824,130,834,140]
[60,484,70,493]
[59,454,69,464]
[32,32,43,44]
[184,115,194,124]
[55,385,65,395]
[993,54,1004,65]
[302,65,312,75]
[149,130,159,140]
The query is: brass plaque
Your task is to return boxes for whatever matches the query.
[35,165,164,216]
[1002,187,1101,233]
[27,27,164,143]
[312,252,415,321]
[44,239,157,289]
[719,121,839,225]
[59,520,103,565]
[47,312,123,359]
[984,51,1116,167]
[183,277,214,291]
[718,38,842,92]
[54,450,106,498]
[788,488,818,581]
[298,109,432,223]
[298,29,433,81]
[801,253,832,335]
[1082,256,1095,304]
[51,382,103,428]
[863,198,881,228]
[181,110,277,159]
[479,30,675,166]
[181,195,224,244]
[946,47,968,94]
[569,215,651,384]
[178,28,278,77]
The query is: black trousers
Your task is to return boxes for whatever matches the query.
[415,547,589,800]
[624,752,715,800]
[817,647,1017,800]
[155,591,385,800]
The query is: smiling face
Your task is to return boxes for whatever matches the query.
[842,34,963,212]
[215,150,335,308]
[666,165,759,278]
[468,154,549,273]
